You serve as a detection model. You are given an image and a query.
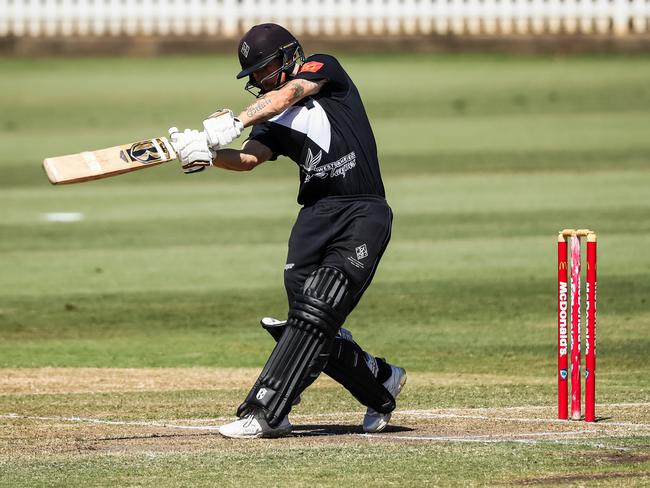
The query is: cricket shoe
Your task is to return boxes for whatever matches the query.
[363,365,407,433]
[219,411,292,439]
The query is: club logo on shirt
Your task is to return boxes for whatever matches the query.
[301,149,357,183]
[299,61,324,73]
[302,148,326,182]
[356,244,368,260]
[240,41,250,58]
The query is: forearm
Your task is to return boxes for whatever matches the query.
[211,148,259,172]
[237,79,312,127]
[236,91,290,127]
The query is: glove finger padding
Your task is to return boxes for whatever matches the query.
[170,129,213,170]
[203,109,243,149]
[180,140,211,166]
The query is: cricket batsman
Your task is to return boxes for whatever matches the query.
[169,23,406,438]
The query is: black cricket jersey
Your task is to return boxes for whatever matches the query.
[248,54,385,206]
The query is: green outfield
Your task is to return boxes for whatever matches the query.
[1,53,649,486]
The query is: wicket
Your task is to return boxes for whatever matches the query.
[557,229,597,422]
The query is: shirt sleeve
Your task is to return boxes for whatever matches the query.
[293,54,349,91]
[247,122,280,161]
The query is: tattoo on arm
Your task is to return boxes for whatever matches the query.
[242,81,310,123]
[245,96,273,118]
[289,81,305,102]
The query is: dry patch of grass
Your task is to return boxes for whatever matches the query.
[1,369,650,487]
[0,368,551,395]
[2,404,650,459]
[1,368,649,463]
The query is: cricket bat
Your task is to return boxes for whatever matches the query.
[43,137,178,185]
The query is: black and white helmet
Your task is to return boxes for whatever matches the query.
[236,23,305,97]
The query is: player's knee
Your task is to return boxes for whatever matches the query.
[290,266,351,338]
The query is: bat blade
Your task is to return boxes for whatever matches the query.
[43,137,177,185]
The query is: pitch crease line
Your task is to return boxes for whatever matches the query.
[358,434,635,449]
[4,409,650,431]
[359,434,559,445]
[396,410,650,429]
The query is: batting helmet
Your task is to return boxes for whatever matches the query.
[236,23,305,97]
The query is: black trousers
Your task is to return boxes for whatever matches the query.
[284,194,393,316]
[255,194,397,413]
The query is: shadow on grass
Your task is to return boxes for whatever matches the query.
[291,423,413,437]
[90,432,215,442]
[85,424,413,443]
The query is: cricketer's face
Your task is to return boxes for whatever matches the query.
[253,59,285,93]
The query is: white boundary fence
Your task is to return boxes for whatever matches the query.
[0,0,649,37]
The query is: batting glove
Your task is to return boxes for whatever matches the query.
[203,109,244,150]
[168,127,214,174]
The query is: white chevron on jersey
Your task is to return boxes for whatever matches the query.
[268,100,331,153]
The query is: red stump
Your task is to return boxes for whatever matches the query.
[557,235,569,420]
[585,234,597,422]
[570,235,582,420]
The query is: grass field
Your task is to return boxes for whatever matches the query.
[1,53,650,486]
